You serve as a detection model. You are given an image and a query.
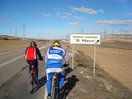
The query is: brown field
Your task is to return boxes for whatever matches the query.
[63,40,132,99]
[0,39,48,52]
[74,39,132,92]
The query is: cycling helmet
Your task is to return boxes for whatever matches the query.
[52,40,60,47]
[30,41,37,47]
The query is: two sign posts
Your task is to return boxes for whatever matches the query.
[70,33,101,75]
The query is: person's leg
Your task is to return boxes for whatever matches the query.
[59,74,65,89]
[47,73,52,94]
[26,60,32,73]
[34,60,38,78]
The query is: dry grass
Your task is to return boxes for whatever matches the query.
[63,41,132,98]
[74,51,132,98]
[100,40,132,50]
[74,52,112,79]
[0,39,48,52]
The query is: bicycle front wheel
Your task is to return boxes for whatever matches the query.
[51,85,56,99]
[51,86,59,99]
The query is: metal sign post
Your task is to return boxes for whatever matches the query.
[72,44,74,69]
[93,40,99,75]
[93,45,96,75]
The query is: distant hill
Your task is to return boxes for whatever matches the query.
[106,34,132,40]
[0,35,20,40]
[0,35,48,41]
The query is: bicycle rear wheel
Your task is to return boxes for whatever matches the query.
[28,73,34,93]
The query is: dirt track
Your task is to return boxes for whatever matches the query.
[75,45,132,92]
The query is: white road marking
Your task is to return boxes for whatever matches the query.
[0,55,24,67]
[39,44,51,50]
[0,51,10,56]
[44,86,47,99]
[0,49,22,56]
[0,43,51,68]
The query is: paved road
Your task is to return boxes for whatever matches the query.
[0,41,52,99]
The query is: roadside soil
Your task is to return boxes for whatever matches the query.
[74,45,132,93]
[61,42,132,99]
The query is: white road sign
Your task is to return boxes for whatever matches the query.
[70,33,101,45]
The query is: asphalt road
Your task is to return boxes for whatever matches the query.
[0,41,52,99]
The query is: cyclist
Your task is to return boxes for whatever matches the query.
[25,41,43,84]
[45,40,69,99]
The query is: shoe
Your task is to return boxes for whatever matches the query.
[35,77,38,81]
[35,80,38,84]
[47,94,51,99]
[58,88,62,93]
[35,79,38,85]
[35,77,38,84]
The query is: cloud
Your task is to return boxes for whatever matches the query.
[56,12,70,19]
[124,13,132,16]
[98,9,104,13]
[97,20,132,26]
[63,12,72,16]
[54,8,63,10]
[74,16,84,19]
[40,13,51,17]
[107,29,132,34]
[68,28,81,30]
[62,16,70,19]
[71,7,97,14]
[69,22,81,27]
[89,27,104,32]
[121,29,132,33]
[0,18,12,22]
[56,12,61,16]
[31,33,67,40]
[47,27,54,31]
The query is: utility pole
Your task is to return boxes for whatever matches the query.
[104,25,106,38]
[120,25,123,34]
[15,27,17,37]
[10,29,12,36]
[23,24,26,38]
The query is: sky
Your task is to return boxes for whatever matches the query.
[0,0,132,39]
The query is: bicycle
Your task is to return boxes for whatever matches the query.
[50,72,61,99]
[28,65,38,93]
[46,64,69,99]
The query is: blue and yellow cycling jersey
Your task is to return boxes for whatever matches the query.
[45,46,69,69]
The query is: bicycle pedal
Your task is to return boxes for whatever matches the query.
[47,94,51,99]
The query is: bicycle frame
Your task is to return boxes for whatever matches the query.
[30,65,36,83]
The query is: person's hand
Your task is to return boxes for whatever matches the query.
[63,63,69,67]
